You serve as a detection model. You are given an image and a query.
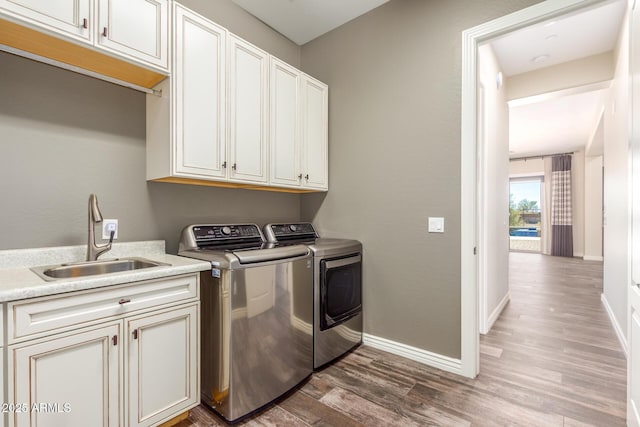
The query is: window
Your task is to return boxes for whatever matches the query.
[509,177,542,252]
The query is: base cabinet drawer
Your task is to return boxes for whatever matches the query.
[9,274,198,343]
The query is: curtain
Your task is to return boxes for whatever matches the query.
[551,155,573,257]
[541,157,553,255]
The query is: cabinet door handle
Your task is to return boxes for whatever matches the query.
[133,329,138,340]
[222,161,227,168]
[298,174,302,180]
[82,18,88,29]
[118,298,131,305]
[102,27,108,37]
[232,163,237,171]
[305,174,309,180]
[112,335,118,346]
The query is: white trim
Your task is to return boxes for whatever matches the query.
[481,292,511,335]
[583,255,604,261]
[461,0,610,380]
[601,293,629,357]
[478,84,488,339]
[363,334,463,376]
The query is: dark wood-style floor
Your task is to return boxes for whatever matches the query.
[178,252,627,426]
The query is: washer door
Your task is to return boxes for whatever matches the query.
[320,253,362,330]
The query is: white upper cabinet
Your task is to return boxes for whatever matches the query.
[146,3,328,192]
[0,0,168,73]
[270,57,301,188]
[173,3,227,179]
[0,0,93,43]
[301,75,328,190]
[97,0,168,70]
[228,35,269,184]
[270,57,328,191]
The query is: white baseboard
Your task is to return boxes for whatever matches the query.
[481,292,510,335]
[601,293,628,357]
[363,334,462,376]
[573,252,584,258]
[583,255,604,261]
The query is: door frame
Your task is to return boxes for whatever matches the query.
[460,0,613,378]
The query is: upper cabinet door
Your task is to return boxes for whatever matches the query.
[301,75,328,190]
[0,0,93,43]
[173,4,227,179]
[96,0,168,70]
[228,35,269,184]
[270,57,301,188]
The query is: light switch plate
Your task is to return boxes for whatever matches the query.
[428,217,444,233]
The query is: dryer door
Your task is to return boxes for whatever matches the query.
[320,253,362,330]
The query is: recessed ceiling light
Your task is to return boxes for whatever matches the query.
[532,54,550,63]
[543,21,556,28]
[545,34,558,41]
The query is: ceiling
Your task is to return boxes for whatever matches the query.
[491,0,626,77]
[490,0,626,158]
[232,0,625,159]
[509,90,605,159]
[232,0,389,45]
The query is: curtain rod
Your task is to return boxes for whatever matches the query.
[509,151,574,162]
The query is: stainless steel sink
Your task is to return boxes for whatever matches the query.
[31,257,169,281]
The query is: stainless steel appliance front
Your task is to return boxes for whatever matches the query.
[312,239,362,369]
[179,224,313,422]
[264,223,363,370]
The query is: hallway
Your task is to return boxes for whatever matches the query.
[183,253,627,426]
[480,252,627,425]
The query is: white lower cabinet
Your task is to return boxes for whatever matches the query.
[1,303,5,427]
[126,305,198,427]
[9,323,122,427]
[5,274,200,427]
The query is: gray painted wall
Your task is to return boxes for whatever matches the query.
[300,0,542,358]
[0,0,302,254]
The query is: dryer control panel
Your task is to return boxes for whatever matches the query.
[263,223,317,242]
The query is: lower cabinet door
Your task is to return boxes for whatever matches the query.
[9,323,122,427]
[126,304,198,427]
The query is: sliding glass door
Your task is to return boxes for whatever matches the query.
[509,177,542,252]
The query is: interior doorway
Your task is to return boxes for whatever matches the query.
[460,0,627,378]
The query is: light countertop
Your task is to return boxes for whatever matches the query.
[0,241,210,302]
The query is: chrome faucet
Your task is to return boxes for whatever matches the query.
[87,194,114,261]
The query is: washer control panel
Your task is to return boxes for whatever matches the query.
[264,223,317,242]
[193,224,263,242]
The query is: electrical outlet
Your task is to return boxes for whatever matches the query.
[102,219,118,240]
